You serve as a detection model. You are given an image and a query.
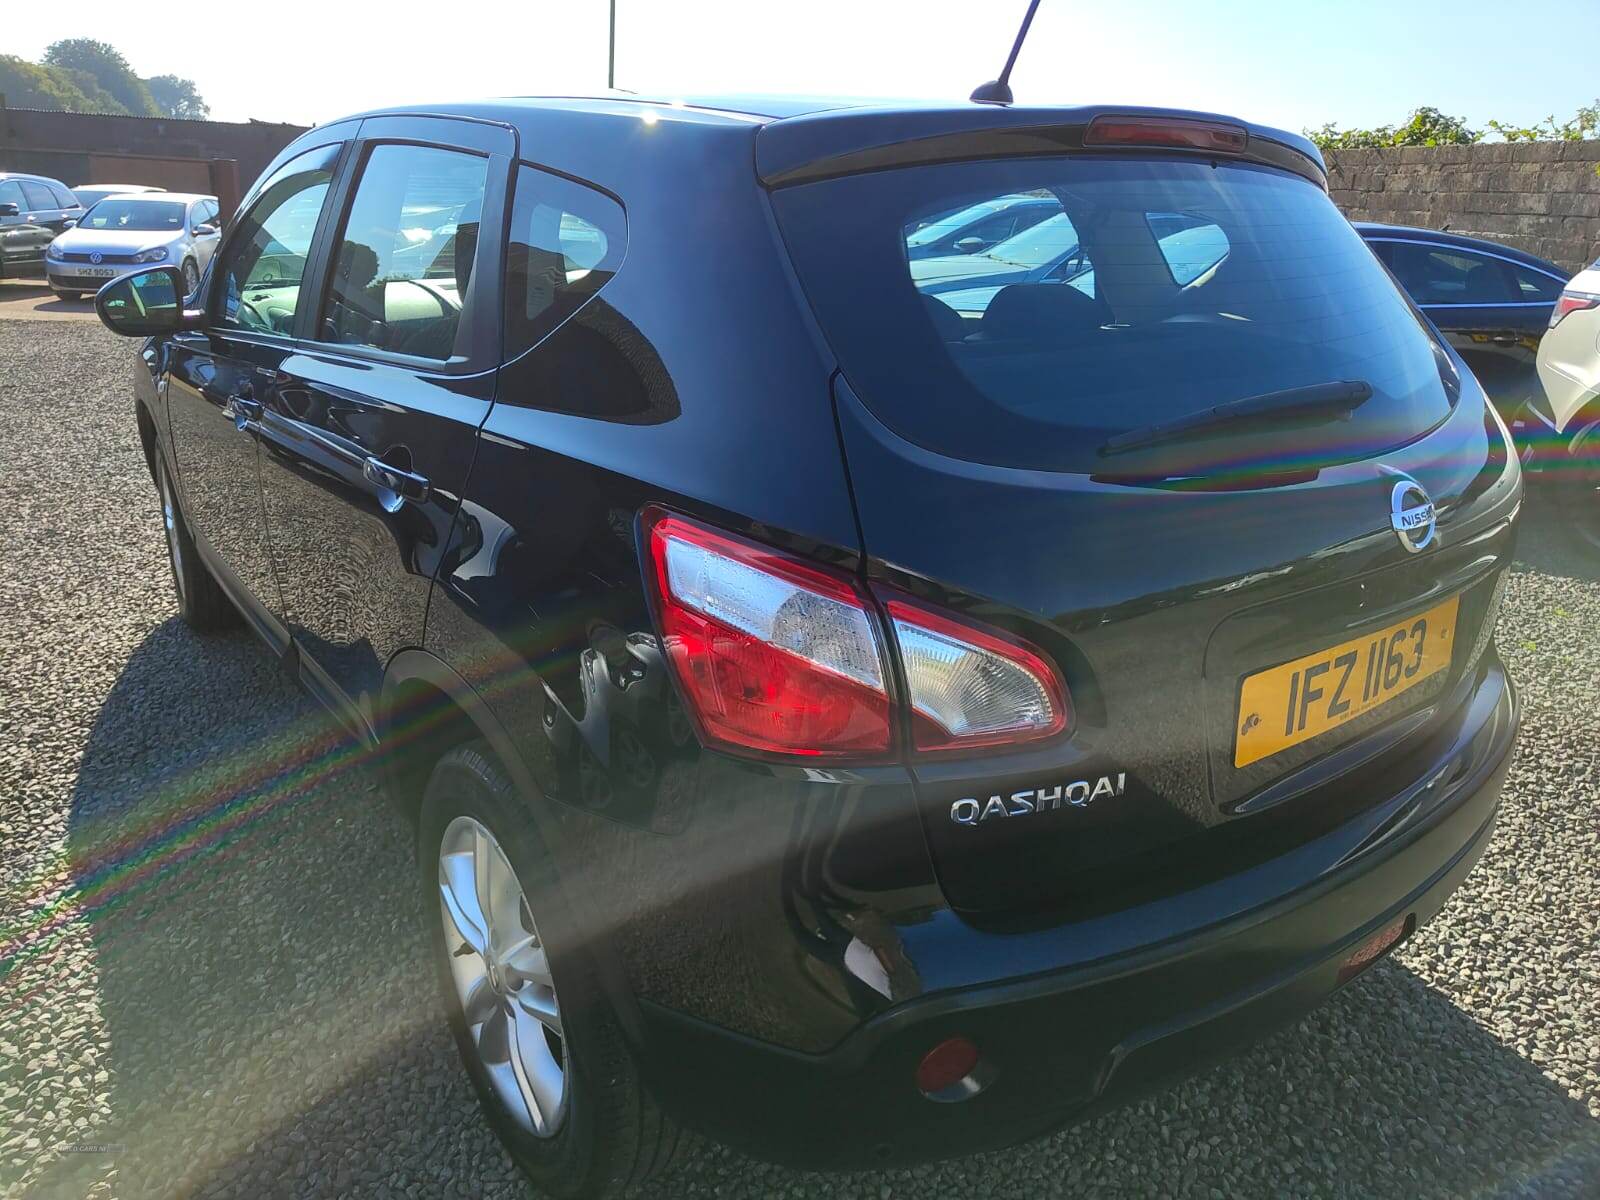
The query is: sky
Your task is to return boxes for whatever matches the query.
[13,0,1598,135]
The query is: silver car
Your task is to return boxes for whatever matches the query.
[45,192,221,300]
[72,183,167,211]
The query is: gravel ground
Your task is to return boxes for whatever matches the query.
[1,318,1597,1199]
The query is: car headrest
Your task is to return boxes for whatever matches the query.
[981,283,1108,340]
[921,294,968,342]
[508,243,569,320]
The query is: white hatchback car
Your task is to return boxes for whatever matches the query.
[45,192,221,300]
[1535,258,1600,541]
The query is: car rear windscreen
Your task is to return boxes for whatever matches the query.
[771,156,1456,474]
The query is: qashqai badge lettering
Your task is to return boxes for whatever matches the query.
[1390,476,1438,553]
[950,773,1128,826]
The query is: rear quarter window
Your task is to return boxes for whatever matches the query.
[503,164,626,361]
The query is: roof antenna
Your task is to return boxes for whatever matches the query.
[970,0,1043,104]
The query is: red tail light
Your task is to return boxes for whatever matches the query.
[1084,114,1248,154]
[643,511,1072,762]
[646,513,894,759]
[1550,290,1600,329]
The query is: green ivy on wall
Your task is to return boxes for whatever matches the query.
[1308,103,1600,177]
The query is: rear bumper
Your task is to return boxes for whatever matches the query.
[635,661,1518,1169]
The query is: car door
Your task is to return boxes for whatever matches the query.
[253,115,513,733]
[1371,238,1549,425]
[163,136,351,647]
[190,199,222,271]
[45,181,84,230]
[18,180,70,235]
[0,180,51,272]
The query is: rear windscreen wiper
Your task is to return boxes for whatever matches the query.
[1098,380,1374,458]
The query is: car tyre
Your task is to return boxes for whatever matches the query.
[53,289,81,302]
[420,742,684,1200]
[1547,415,1600,552]
[155,451,237,630]
[181,257,199,295]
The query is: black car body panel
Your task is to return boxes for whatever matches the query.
[751,102,1327,188]
[118,95,1522,1169]
[635,657,1515,1167]
[833,368,1516,914]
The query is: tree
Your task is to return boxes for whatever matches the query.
[0,54,109,113]
[145,74,209,120]
[41,39,157,117]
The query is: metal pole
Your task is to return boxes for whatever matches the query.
[608,0,616,90]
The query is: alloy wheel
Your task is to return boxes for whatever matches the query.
[438,816,568,1136]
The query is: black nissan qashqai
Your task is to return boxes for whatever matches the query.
[96,95,1522,1197]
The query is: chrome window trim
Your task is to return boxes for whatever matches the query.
[1362,234,1569,286]
[1413,301,1554,310]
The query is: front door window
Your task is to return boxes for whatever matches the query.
[213,143,340,337]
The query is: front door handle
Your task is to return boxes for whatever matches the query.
[1488,334,1521,346]
[224,389,263,427]
[363,456,431,507]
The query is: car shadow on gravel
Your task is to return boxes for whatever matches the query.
[37,618,1600,1198]
[38,618,514,1199]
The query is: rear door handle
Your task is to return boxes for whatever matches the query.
[1488,334,1521,346]
[363,456,431,507]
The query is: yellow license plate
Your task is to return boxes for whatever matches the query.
[1234,595,1460,769]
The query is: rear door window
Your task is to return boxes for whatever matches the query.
[1510,263,1563,302]
[773,156,1456,473]
[20,181,55,210]
[321,143,489,361]
[1379,243,1519,306]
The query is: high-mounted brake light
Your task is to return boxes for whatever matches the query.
[1083,115,1248,154]
[1550,290,1600,329]
[643,511,1072,762]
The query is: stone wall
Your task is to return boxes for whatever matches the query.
[1326,142,1600,274]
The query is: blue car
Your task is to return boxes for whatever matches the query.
[904,193,1058,260]
[913,207,1230,318]
[1356,223,1568,461]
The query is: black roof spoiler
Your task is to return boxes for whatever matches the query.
[755,104,1327,191]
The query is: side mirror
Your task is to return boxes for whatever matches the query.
[954,236,988,254]
[192,223,218,237]
[0,202,18,218]
[95,266,200,337]
[61,217,77,229]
